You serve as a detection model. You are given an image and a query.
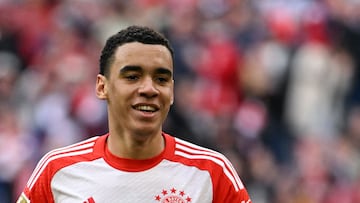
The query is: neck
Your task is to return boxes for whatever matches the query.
[107,129,165,160]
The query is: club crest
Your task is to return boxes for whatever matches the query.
[154,188,192,203]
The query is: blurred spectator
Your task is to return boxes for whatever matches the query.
[285,39,354,138]
[0,52,21,104]
[0,105,31,203]
[0,52,32,203]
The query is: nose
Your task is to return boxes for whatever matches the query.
[138,77,159,98]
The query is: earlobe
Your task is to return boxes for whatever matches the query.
[96,74,108,100]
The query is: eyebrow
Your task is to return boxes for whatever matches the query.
[154,67,173,77]
[119,65,142,74]
[120,65,173,77]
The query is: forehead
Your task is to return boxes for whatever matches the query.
[113,42,173,69]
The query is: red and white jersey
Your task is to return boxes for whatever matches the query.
[17,133,252,203]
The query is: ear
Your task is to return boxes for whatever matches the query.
[96,74,108,100]
[170,79,174,105]
[170,96,174,105]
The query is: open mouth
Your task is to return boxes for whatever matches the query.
[133,105,158,112]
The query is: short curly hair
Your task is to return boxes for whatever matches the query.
[99,25,174,76]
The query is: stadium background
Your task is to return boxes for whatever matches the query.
[0,0,359,202]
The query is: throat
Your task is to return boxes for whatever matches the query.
[107,132,165,160]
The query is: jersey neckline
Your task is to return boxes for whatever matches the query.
[93,133,175,172]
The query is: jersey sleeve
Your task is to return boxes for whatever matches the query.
[17,136,100,203]
[211,158,252,203]
[172,135,252,202]
[16,161,55,203]
[213,170,252,203]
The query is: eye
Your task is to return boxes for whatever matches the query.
[155,76,171,84]
[125,75,139,81]
[157,77,168,82]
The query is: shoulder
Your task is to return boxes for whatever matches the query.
[172,137,245,192]
[26,136,101,189]
[173,136,230,167]
[40,136,100,166]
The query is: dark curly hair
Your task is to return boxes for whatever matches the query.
[99,25,174,77]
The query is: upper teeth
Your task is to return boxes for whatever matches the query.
[136,105,156,111]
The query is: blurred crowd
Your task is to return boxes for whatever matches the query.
[0,0,359,202]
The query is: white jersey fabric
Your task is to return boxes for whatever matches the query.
[18,133,252,203]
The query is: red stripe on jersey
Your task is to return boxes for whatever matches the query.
[174,138,244,191]
[26,136,98,190]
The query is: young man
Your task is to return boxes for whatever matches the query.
[17,25,252,203]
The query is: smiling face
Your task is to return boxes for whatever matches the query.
[96,42,174,138]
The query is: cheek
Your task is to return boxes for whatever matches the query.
[107,83,131,104]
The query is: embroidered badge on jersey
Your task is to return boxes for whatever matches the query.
[154,188,192,202]
[16,193,30,203]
